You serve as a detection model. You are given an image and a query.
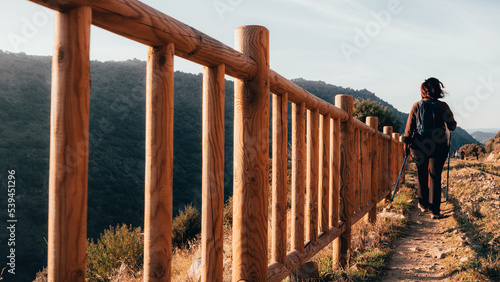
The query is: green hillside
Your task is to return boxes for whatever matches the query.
[0,50,477,280]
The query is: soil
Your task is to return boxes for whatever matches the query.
[378,199,456,281]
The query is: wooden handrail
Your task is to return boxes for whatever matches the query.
[269,70,349,120]
[28,0,406,280]
[29,0,347,122]
[28,0,259,80]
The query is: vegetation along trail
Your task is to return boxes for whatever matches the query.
[379,159,500,281]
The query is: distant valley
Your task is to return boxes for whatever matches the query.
[466,129,500,144]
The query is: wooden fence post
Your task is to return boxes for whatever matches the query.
[272,92,288,264]
[353,128,360,214]
[48,7,91,281]
[291,102,306,252]
[366,117,378,223]
[333,95,354,268]
[201,64,225,281]
[144,44,175,282]
[399,135,406,184]
[383,126,393,198]
[329,118,341,229]
[306,109,319,242]
[392,133,400,195]
[319,114,330,235]
[361,130,370,209]
[233,25,270,282]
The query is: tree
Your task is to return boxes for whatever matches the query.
[458,143,485,159]
[353,98,402,132]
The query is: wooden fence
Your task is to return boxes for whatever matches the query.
[28,0,404,281]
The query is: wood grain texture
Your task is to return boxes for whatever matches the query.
[48,7,91,282]
[353,128,360,215]
[353,118,377,134]
[201,64,225,282]
[361,131,370,208]
[306,109,319,243]
[269,70,348,121]
[329,118,341,229]
[378,133,386,199]
[232,25,270,282]
[267,224,345,282]
[271,92,288,264]
[392,133,400,191]
[144,44,175,282]
[399,135,406,184]
[291,102,306,252]
[318,114,330,235]
[366,117,379,223]
[28,0,258,80]
[333,95,354,268]
[383,126,393,196]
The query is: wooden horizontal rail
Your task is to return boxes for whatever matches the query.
[378,189,391,203]
[269,70,348,121]
[267,224,346,282]
[352,118,376,133]
[29,0,258,80]
[28,0,351,122]
[378,131,392,140]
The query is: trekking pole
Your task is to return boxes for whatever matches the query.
[445,132,452,201]
[391,154,408,202]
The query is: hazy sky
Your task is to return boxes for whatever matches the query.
[1,0,499,130]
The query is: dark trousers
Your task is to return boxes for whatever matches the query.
[412,142,448,215]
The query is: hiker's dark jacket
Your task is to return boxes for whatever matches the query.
[404,98,457,146]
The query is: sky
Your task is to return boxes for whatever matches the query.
[1,0,499,130]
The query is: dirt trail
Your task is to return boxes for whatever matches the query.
[379,200,456,281]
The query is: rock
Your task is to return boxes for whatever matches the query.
[188,257,202,282]
[460,257,469,263]
[444,248,458,255]
[378,211,405,220]
[432,248,445,259]
[290,261,320,281]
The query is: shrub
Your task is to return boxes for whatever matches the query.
[458,143,485,159]
[353,98,402,132]
[86,224,144,281]
[172,203,201,248]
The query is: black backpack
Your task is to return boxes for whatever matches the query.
[416,100,443,137]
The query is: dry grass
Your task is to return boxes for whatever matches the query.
[439,160,500,281]
[171,237,201,281]
[172,166,417,281]
[171,222,234,281]
[170,161,500,281]
[308,186,413,281]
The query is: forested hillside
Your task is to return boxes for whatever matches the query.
[0,50,477,280]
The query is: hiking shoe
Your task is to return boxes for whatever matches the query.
[431,213,442,219]
[418,203,428,213]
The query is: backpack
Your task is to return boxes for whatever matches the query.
[416,100,443,137]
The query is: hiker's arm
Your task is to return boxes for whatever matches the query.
[442,102,457,131]
[404,102,419,139]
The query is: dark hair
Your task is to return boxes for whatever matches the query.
[420,77,445,99]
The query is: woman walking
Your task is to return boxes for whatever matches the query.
[403,77,457,219]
